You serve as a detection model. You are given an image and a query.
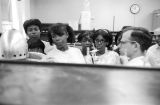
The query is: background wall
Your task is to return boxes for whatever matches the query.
[27,0,160,31]
[0,0,30,34]
[0,0,2,32]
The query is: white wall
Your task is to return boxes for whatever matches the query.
[16,0,31,34]
[0,0,30,34]
[0,0,2,33]
[30,0,160,31]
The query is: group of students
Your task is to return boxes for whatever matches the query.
[0,18,160,67]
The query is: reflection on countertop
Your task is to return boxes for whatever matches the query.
[0,61,160,105]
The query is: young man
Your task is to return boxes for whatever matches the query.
[119,27,152,67]
[146,27,160,67]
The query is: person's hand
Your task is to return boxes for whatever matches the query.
[120,55,129,65]
[119,49,129,65]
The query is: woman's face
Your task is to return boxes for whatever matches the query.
[51,32,68,50]
[81,36,93,49]
[94,35,107,51]
[27,25,41,39]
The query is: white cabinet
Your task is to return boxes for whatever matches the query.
[152,9,160,31]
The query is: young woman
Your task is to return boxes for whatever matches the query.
[44,23,85,63]
[92,29,120,65]
[78,31,94,64]
[23,19,54,53]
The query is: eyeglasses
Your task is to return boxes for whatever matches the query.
[119,40,137,45]
[95,39,105,44]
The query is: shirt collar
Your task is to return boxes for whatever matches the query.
[129,56,144,61]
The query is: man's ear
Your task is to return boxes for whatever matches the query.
[133,42,140,49]
[66,34,69,38]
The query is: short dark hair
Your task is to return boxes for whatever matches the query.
[27,37,45,53]
[122,27,152,52]
[93,29,113,50]
[23,19,42,34]
[115,26,132,45]
[48,23,75,45]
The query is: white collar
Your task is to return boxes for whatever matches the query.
[129,56,144,61]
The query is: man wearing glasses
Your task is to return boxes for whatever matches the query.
[146,27,160,67]
[119,27,152,67]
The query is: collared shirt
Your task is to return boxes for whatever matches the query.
[146,44,160,67]
[125,56,151,67]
